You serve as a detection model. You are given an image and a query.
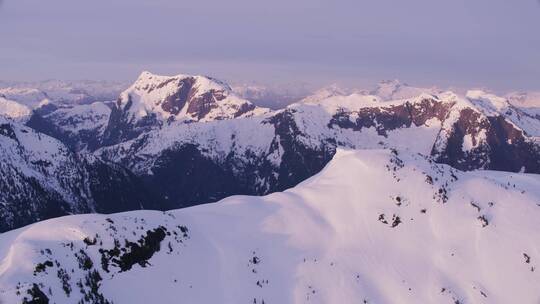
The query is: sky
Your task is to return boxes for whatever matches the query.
[0,0,539,91]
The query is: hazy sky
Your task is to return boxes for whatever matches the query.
[0,0,539,91]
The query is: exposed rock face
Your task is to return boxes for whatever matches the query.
[161,77,195,115]
[328,97,452,136]
[432,108,540,172]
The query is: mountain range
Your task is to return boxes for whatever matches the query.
[1,71,540,303]
[0,71,539,233]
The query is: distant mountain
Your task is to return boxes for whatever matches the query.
[507,91,540,108]
[299,84,355,104]
[99,71,269,146]
[0,87,50,109]
[232,83,309,109]
[370,79,441,101]
[1,149,539,303]
[0,79,128,107]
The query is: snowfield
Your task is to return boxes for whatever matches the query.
[1,149,539,303]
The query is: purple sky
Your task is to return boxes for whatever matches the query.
[0,0,539,91]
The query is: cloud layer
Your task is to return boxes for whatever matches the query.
[0,0,538,91]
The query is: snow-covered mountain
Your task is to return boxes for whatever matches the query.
[92,84,540,208]
[0,80,127,107]
[100,71,269,146]
[1,148,539,303]
[0,116,164,232]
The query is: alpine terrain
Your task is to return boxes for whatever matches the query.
[0,149,539,303]
[0,71,538,233]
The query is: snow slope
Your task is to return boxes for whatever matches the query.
[1,148,539,303]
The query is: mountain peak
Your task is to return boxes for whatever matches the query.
[101,71,270,145]
[118,71,265,122]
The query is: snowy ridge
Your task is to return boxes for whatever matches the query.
[1,149,540,303]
